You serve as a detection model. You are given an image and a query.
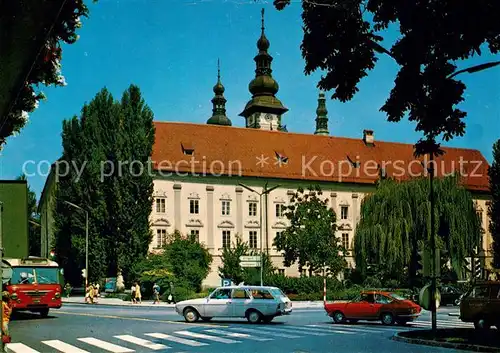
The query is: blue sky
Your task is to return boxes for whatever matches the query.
[1,0,499,198]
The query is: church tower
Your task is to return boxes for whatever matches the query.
[314,92,329,135]
[207,59,232,126]
[239,8,288,131]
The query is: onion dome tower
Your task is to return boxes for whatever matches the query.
[239,8,288,131]
[207,59,232,126]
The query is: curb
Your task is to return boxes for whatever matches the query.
[392,332,500,352]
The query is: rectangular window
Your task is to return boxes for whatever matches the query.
[300,269,307,277]
[222,201,231,216]
[249,231,258,249]
[341,206,348,220]
[222,230,231,249]
[275,204,285,217]
[277,269,285,276]
[478,211,483,226]
[155,198,166,213]
[190,199,199,214]
[251,289,274,299]
[190,230,200,242]
[232,289,250,299]
[156,228,167,248]
[342,233,350,250]
[248,202,257,216]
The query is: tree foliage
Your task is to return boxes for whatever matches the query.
[218,234,275,285]
[53,85,154,286]
[274,185,346,276]
[489,139,500,268]
[273,0,500,155]
[354,175,481,284]
[131,230,212,294]
[17,174,40,256]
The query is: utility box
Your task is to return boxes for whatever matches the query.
[0,180,29,258]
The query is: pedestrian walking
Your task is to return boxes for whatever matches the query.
[1,291,12,344]
[88,283,95,304]
[166,281,175,304]
[64,283,72,298]
[95,283,100,297]
[152,283,160,304]
[134,282,142,304]
[131,283,136,304]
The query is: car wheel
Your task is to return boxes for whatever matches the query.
[474,319,491,330]
[381,313,394,325]
[201,317,212,322]
[332,311,345,324]
[246,310,262,324]
[183,308,199,323]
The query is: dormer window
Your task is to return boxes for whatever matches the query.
[275,151,288,165]
[347,155,360,168]
[181,142,194,155]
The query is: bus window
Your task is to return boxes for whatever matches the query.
[35,268,59,284]
[11,268,35,284]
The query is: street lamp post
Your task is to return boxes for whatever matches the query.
[64,201,89,289]
[239,182,280,286]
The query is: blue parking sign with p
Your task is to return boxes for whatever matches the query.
[222,279,231,287]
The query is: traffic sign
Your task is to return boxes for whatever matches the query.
[241,261,261,268]
[240,256,260,262]
[221,278,231,287]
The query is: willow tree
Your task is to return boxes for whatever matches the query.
[354,175,481,284]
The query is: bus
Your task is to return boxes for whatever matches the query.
[3,257,63,317]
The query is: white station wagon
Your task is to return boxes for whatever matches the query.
[174,285,292,323]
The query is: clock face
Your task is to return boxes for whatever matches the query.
[265,113,273,121]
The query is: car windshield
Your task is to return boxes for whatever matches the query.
[269,288,286,298]
[388,293,406,301]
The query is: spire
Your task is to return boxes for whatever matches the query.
[239,8,288,120]
[314,91,329,135]
[207,59,232,126]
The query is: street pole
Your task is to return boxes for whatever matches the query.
[429,153,437,334]
[85,210,89,290]
[259,192,264,286]
[0,201,4,352]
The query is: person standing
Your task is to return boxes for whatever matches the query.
[131,283,136,304]
[95,283,100,297]
[134,282,142,304]
[1,291,12,344]
[167,282,175,304]
[152,283,160,304]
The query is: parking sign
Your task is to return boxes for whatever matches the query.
[221,278,231,287]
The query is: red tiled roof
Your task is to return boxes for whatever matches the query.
[151,122,490,193]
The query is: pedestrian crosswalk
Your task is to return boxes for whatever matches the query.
[4,318,471,352]
[408,317,474,329]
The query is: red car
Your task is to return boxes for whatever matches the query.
[324,290,421,325]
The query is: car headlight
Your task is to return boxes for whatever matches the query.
[10,293,18,300]
[54,292,61,299]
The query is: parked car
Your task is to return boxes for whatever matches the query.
[439,285,463,306]
[324,290,422,325]
[174,285,292,324]
[460,281,500,329]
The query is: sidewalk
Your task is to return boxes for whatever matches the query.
[62,296,325,309]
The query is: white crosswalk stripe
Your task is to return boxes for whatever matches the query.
[114,335,170,350]
[77,337,134,353]
[42,340,90,353]
[228,326,302,338]
[257,326,328,336]
[144,332,208,347]
[5,343,41,353]
[174,330,240,344]
[204,329,273,341]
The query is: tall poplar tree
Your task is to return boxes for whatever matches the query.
[489,139,500,268]
[54,85,154,285]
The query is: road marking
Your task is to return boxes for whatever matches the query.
[296,326,357,335]
[307,324,393,333]
[77,338,134,352]
[228,327,301,338]
[114,335,169,350]
[144,333,208,347]
[56,311,219,327]
[204,329,273,341]
[42,340,90,353]
[174,331,240,344]
[5,343,40,353]
[257,326,327,336]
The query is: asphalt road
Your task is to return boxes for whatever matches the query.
[6,304,467,353]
